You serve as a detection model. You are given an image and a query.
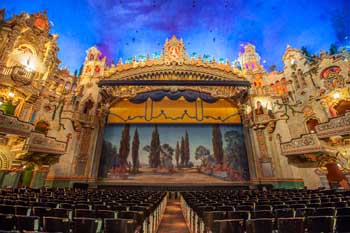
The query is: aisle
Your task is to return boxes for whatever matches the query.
[157,200,189,233]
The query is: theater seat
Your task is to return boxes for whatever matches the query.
[213,219,244,233]
[306,216,335,233]
[0,214,15,231]
[246,218,274,233]
[336,215,350,233]
[73,217,98,233]
[43,216,70,233]
[104,218,138,233]
[16,215,39,232]
[277,217,304,233]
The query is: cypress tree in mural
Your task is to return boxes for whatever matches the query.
[150,125,161,168]
[180,136,185,166]
[175,141,180,168]
[212,124,224,164]
[119,124,130,167]
[131,128,140,173]
[184,131,190,166]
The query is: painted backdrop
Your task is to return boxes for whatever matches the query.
[99,124,249,183]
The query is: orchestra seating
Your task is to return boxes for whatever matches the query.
[0,188,167,233]
[181,189,350,233]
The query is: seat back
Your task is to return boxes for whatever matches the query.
[75,209,96,218]
[73,217,98,233]
[306,216,335,233]
[336,215,350,233]
[0,205,14,215]
[251,210,273,219]
[226,211,250,220]
[16,215,39,232]
[313,207,336,217]
[213,219,244,233]
[43,216,70,233]
[337,207,350,216]
[277,217,304,233]
[0,214,15,231]
[202,211,226,230]
[96,210,115,219]
[246,218,274,233]
[104,218,137,233]
[274,208,294,218]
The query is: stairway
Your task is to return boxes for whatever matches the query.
[157,200,189,233]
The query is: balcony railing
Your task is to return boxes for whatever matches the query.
[315,112,350,139]
[0,111,34,137]
[25,132,67,155]
[280,133,324,156]
[0,64,37,85]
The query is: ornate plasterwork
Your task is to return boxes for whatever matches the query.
[0,111,34,136]
[100,37,249,104]
[25,132,66,155]
[280,133,323,156]
[163,35,187,64]
[315,112,350,138]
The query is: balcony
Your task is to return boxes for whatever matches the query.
[254,114,271,125]
[0,65,36,86]
[280,133,338,167]
[315,112,350,139]
[25,132,67,155]
[280,133,324,156]
[0,111,34,137]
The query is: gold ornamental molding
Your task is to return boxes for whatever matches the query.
[98,36,250,102]
[315,112,350,138]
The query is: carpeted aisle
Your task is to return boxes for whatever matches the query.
[157,200,189,233]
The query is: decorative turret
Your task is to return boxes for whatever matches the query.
[82,46,106,78]
[282,45,306,67]
[238,43,264,72]
[163,35,188,64]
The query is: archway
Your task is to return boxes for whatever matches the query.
[306,118,319,132]
[95,36,251,186]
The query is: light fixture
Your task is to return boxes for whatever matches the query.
[8,91,14,98]
[333,92,340,99]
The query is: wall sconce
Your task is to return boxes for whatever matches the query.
[333,92,340,99]
[8,91,14,98]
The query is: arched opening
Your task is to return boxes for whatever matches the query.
[306,118,320,132]
[7,44,46,73]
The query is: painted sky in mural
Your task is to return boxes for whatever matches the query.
[3,0,349,71]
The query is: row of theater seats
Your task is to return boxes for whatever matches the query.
[181,189,350,233]
[0,188,167,233]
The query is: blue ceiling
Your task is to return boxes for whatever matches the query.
[2,0,349,72]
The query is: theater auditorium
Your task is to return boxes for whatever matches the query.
[0,2,349,232]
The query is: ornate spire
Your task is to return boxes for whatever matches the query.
[163,35,188,64]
